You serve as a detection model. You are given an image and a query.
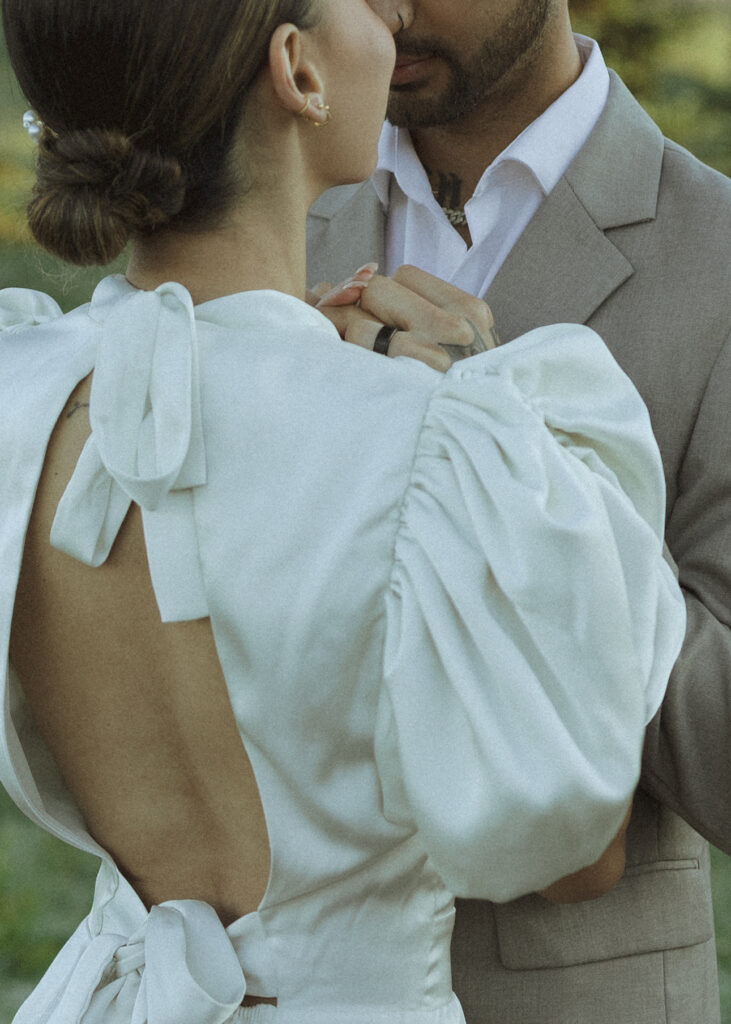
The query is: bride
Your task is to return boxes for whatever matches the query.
[0,0,684,1021]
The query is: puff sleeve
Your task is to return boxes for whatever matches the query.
[375,324,686,902]
[0,288,62,331]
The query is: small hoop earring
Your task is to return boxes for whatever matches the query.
[312,102,332,128]
[297,96,331,127]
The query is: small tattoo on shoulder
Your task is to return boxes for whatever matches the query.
[65,400,90,420]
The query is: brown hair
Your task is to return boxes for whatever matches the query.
[2,0,319,266]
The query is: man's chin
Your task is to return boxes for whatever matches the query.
[386,97,452,130]
[387,73,469,130]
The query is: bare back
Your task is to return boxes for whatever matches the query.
[9,376,270,927]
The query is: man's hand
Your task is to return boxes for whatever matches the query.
[538,803,633,904]
[310,264,499,372]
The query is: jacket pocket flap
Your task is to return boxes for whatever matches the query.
[494,860,713,970]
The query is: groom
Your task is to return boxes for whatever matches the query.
[307,1,731,1022]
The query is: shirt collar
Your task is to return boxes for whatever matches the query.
[372,117,430,211]
[373,34,610,209]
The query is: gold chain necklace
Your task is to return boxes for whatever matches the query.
[440,206,468,226]
[429,173,468,226]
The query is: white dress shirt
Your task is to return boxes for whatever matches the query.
[372,35,610,295]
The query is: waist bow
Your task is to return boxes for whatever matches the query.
[34,901,246,1024]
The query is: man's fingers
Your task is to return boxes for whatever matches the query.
[392,265,498,349]
[356,275,483,350]
[343,318,450,371]
[392,264,492,319]
[390,331,452,371]
[317,303,378,341]
[312,266,498,370]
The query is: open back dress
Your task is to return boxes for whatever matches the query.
[0,276,684,1023]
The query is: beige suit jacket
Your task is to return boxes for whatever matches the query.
[307,72,731,1023]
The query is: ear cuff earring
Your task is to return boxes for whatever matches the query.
[297,96,332,127]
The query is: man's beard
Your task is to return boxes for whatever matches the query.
[387,0,552,128]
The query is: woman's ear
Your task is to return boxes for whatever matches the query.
[268,23,328,125]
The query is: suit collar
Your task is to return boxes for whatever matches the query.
[487,72,665,339]
[564,71,664,229]
[484,176,636,339]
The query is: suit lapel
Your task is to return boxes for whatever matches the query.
[485,177,634,341]
[487,72,665,342]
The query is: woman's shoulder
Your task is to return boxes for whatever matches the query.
[0,285,98,467]
[0,283,96,367]
[0,284,98,417]
[0,286,64,332]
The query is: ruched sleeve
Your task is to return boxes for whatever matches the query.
[374,324,686,903]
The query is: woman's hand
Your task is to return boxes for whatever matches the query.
[538,803,633,904]
[310,264,499,372]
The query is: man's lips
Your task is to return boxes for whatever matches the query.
[391,54,435,86]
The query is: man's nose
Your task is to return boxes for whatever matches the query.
[367,1,412,34]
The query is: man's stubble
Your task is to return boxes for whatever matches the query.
[387,0,553,129]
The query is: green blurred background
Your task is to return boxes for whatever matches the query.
[1,0,730,1020]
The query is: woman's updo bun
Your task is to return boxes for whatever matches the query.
[28,130,186,267]
[3,0,320,267]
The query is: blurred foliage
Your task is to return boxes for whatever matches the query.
[570,0,731,175]
[714,846,731,1021]
[0,786,98,1021]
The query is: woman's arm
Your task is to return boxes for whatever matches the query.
[538,803,632,903]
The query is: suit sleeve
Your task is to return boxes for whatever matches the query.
[642,330,731,853]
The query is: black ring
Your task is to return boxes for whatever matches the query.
[373,324,400,356]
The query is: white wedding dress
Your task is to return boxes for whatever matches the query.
[0,276,684,1023]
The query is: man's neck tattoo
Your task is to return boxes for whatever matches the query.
[426,168,468,227]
